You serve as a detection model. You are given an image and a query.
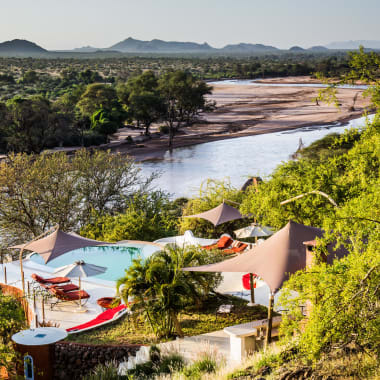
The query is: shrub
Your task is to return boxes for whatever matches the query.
[159,125,169,134]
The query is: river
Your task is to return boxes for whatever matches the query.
[139,114,373,198]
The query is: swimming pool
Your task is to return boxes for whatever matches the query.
[28,243,161,282]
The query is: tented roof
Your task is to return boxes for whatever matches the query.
[184,220,347,293]
[185,202,243,226]
[10,229,107,264]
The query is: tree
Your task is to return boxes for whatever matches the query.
[118,71,164,135]
[77,84,127,135]
[0,150,154,247]
[4,96,54,153]
[158,71,213,147]
[117,246,223,338]
[80,191,182,242]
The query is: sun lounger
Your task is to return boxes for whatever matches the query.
[49,287,90,309]
[66,304,129,334]
[223,242,248,255]
[202,236,233,250]
[42,283,79,293]
[31,273,71,285]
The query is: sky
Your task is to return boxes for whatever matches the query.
[1,0,379,50]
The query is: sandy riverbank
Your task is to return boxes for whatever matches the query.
[109,76,370,161]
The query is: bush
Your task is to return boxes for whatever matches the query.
[159,125,169,134]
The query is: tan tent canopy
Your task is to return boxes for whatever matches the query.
[183,220,347,293]
[10,229,108,264]
[185,202,243,226]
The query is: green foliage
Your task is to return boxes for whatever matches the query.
[0,294,26,345]
[182,356,217,379]
[0,292,27,373]
[2,96,54,153]
[158,70,213,146]
[0,149,152,245]
[82,360,121,380]
[80,191,183,242]
[240,118,379,229]
[117,246,223,338]
[125,347,185,379]
[180,179,250,238]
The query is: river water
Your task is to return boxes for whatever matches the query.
[139,115,372,198]
[208,79,368,89]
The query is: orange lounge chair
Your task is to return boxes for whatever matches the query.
[49,287,90,309]
[223,242,248,255]
[42,283,79,293]
[31,273,71,285]
[203,236,233,250]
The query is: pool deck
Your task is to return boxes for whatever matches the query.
[2,260,116,330]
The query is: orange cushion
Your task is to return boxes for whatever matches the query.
[217,236,233,249]
[234,243,248,253]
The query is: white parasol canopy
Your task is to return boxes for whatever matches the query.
[54,260,107,278]
[234,224,273,239]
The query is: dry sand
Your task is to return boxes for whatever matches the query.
[109,76,370,161]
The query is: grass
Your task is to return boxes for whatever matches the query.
[67,293,272,345]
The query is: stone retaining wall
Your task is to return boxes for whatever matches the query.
[54,341,142,379]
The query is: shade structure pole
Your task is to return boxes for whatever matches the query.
[20,247,25,294]
[249,273,255,305]
[265,292,275,350]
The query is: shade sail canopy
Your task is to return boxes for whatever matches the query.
[234,224,273,239]
[185,202,243,226]
[53,260,107,278]
[9,229,107,264]
[184,220,347,293]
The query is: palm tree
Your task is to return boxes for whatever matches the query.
[117,245,222,338]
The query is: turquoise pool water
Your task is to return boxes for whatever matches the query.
[28,244,160,281]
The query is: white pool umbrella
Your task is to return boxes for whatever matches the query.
[54,260,107,312]
[234,224,273,239]
[53,260,107,278]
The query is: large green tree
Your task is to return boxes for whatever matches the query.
[77,83,127,135]
[3,96,55,153]
[118,71,164,135]
[158,71,213,147]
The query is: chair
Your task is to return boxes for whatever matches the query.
[31,273,71,285]
[42,283,79,293]
[49,287,90,309]
[223,242,248,255]
[203,236,233,250]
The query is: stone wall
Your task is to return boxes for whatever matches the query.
[54,341,142,379]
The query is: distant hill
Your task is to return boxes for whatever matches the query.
[109,37,213,53]
[308,45,329,52]
[0,39,47,56]
[72,46,99,53]
[289,46,305,52]
[222,43,278,53]
[325,40,380,50]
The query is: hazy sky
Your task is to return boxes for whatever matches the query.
[1,0,379,50]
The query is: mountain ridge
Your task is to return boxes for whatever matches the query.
[2,37,380,56]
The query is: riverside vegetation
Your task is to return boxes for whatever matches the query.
[0,50,376,153]
[0,48,378,378]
